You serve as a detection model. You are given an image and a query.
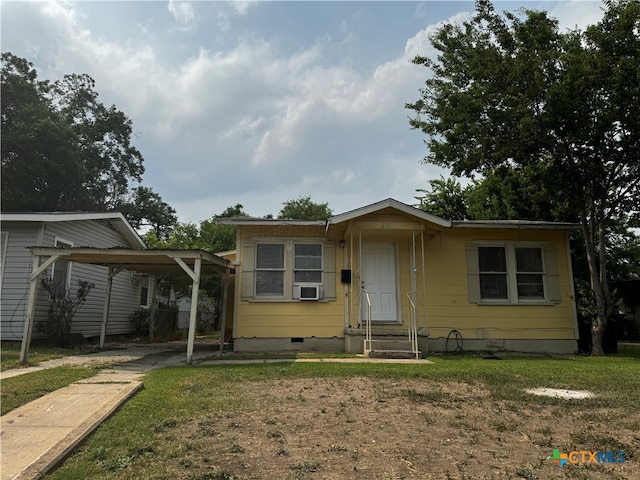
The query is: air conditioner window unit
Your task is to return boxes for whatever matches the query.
[299,285,319,301]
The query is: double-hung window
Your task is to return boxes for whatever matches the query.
[242,239,335,301]
[294,244,322,284]
[515,247,545,300]
[468,243,560,305]
[478,247,508,300]
[255,243,285,296]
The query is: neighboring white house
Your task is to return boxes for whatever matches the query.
[0,212,147,341]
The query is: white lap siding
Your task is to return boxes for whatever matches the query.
[0,218,143,341]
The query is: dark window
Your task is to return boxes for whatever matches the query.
[256,243,285,296]
[294,243,322,283]
[515,247,545,300]
[478,247,508,300]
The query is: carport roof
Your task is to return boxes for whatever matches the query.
[27,247,231,275]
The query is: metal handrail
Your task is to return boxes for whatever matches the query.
[406,291,419,359]
[363,289,372,355]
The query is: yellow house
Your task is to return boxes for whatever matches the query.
[218,199,579,356]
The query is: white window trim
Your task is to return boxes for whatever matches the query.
[247,237,332,302]
[293,241,324,286]
[475,241,549,305]
[255,241,287,299]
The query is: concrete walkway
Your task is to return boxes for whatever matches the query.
[1,345,204,480]
[1,346,431,480]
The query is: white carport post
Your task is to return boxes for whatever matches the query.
[219,274,230,352]
[20,253,61,364]
[171,255,202,365]
[99,267,122,349]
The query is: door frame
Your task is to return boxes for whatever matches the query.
[360,241,402,324]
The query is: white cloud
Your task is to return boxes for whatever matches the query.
[167,0,198,27]
[546,1,604,32]
[230,1,257,16]
[0,1,470,223]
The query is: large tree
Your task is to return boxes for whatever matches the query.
[415,176,470,220]
[407,0,640,354]
[1,53,176,236]
[278,196,332,221]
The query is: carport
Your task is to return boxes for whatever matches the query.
[19,247,232,365]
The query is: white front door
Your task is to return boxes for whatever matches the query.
[362,242,398,322]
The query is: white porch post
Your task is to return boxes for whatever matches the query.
[99,267,121,348]
[20,254,60,363]
[186,257,201,364]
[219,274,229,352]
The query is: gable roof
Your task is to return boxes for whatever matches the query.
[215,198,579,231]
[1,212,145,248]
[326,198,451,228]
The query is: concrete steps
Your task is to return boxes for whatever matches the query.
[364,339,421,359]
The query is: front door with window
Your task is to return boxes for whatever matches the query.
[362,243,398,322]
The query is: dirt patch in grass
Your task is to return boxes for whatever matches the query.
[168,377,639,479]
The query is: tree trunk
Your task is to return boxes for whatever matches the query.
[591,316,606,356]
[579,210,610,356]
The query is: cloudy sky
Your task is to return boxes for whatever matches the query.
[1,0,605,223]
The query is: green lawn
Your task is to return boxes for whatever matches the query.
[42,344,640,480]
[1,366,102,415]
[0,341,101,372]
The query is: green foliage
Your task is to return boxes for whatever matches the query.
[1,52,176,237]
[278,195,332,220]
[39,278,95,347]
[130,308,150,336]
[0,341,99,372]
[1,365,101,415]
[142,205,247,319]
[118,186,177,241]
[415,176,470,220]
[407,0,640,354]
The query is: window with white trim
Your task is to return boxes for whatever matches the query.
[467,243,560,305]
[515,247,545,300]
[478,247,508,300]
[294,243,322,283]
[255,243,285,296]
[241,238,336,301]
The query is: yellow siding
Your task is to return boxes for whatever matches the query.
[235,301,345,338]
[419,228,576,340]
[234,216,576,343]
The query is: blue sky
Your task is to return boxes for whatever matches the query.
[1,1,605,223]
